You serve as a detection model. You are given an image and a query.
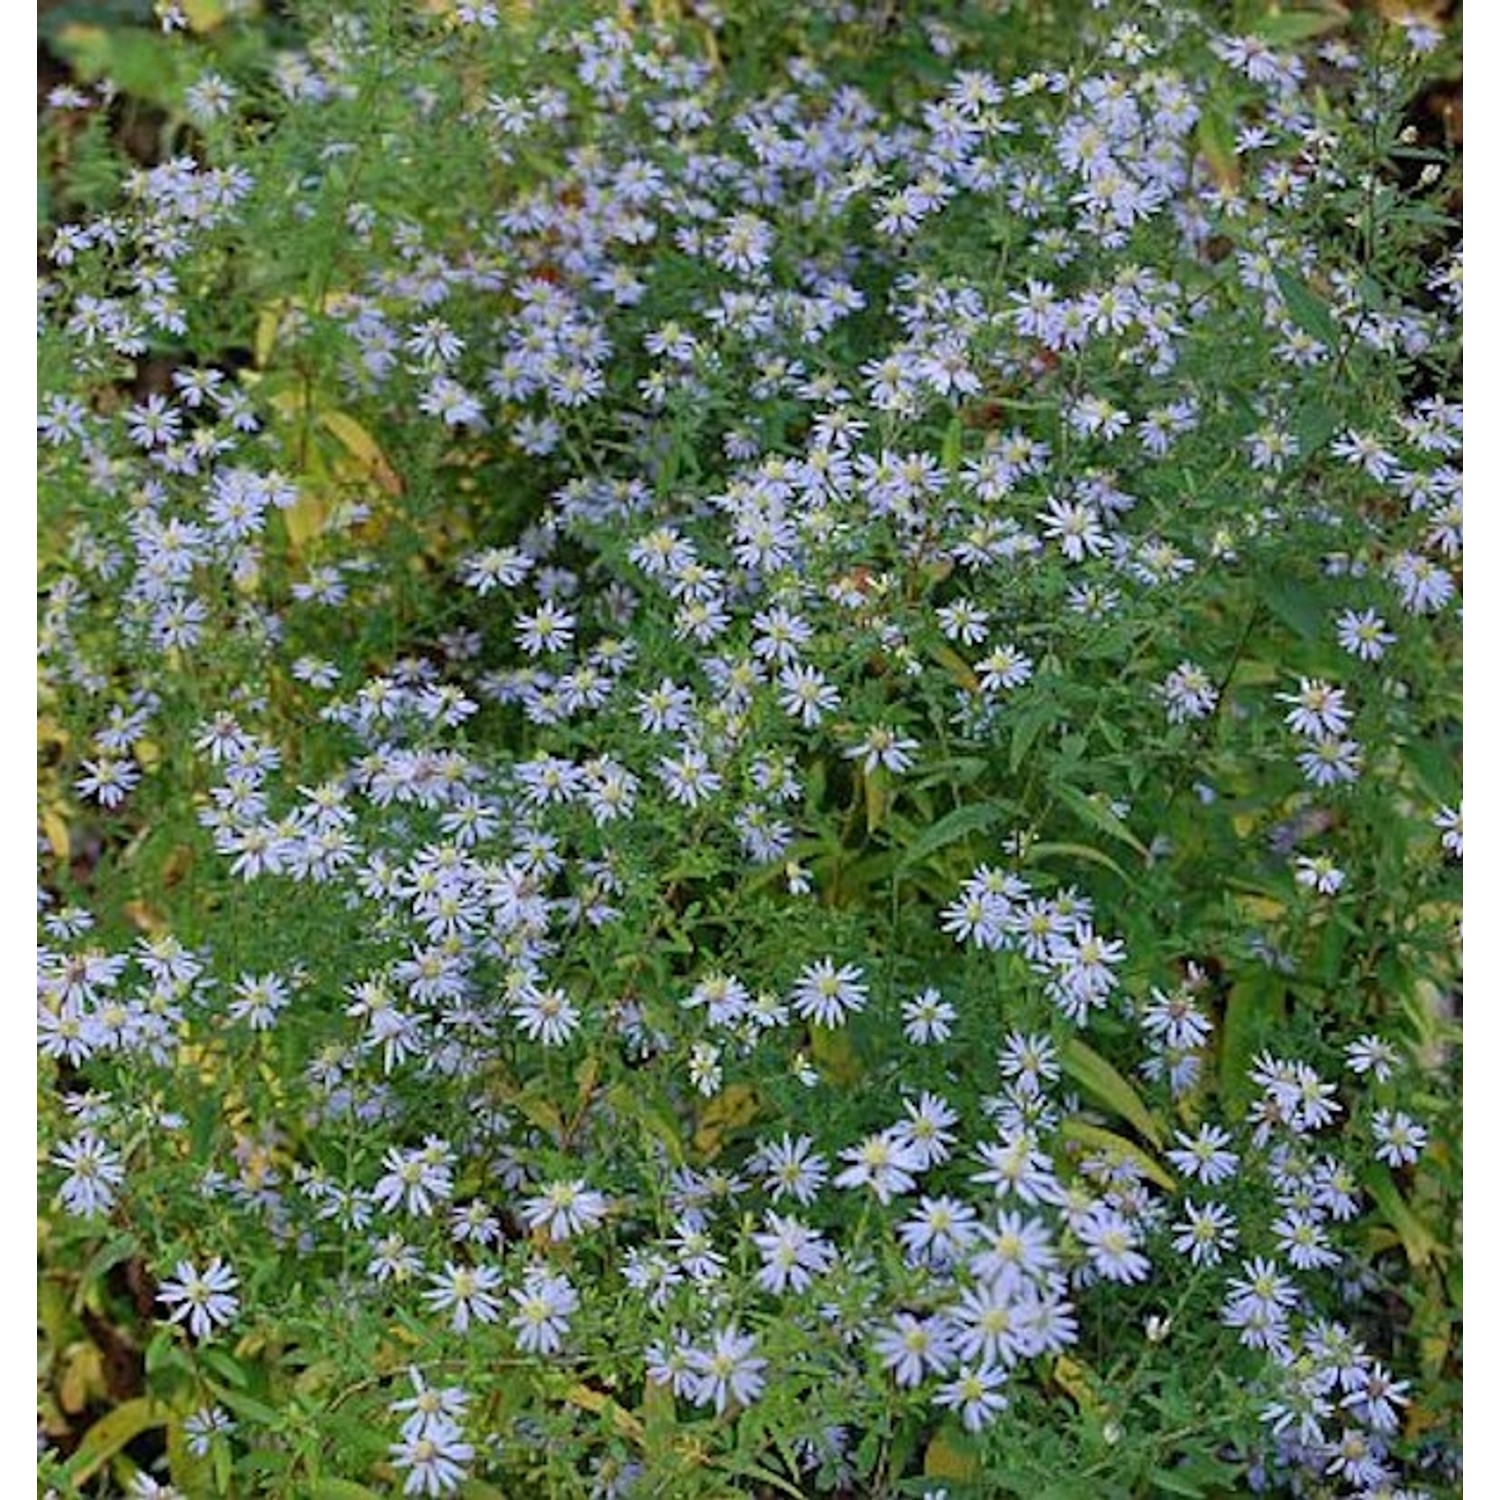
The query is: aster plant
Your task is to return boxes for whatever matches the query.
[39,1,1459,1496]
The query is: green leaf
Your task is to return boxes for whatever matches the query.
[1025,840,1128,881]
[1061,1037,1166,1148]
[608,1084,686,1166]
[1259,572,1326,642]
[837,849,902,895]
[72,1233,140,1308]
[1366,1166,1445,1268]
[307,1481,386,1500]
[1197,92,1239,188]
[1010,700,1056,774]
[145,1326,185,1377]
[1051,782,1149,860]
[896,801,1008,874]
[942,413,964,477]
[167,1414,215,1497]
[1314,919,1350,986]
[910,755,989,791]
[1147,1469,1207,1498]
[1273,267,1339,347]
[63,1398,168,1485]
[1219,972,1285,1117]
[1293,399,1338,457]
[1253,6,1349,46]
[50,24,187,109]
[721,1459,811,1498]
[199,1346,249,1388]
[216,1389,283,1426]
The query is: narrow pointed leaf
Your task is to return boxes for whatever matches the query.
[896,801,1007,873]
[1061,1037,1166,1148]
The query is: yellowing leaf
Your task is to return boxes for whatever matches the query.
[38,716,70,749]
[693,1083,758,1159]
[1198,93,1240,190]
[1236,893,1285,924]
[1366,1166,1445,1268]
[1053,1354,1103,1414]
[809,1023,862,1086]
[642,1376,676,1430]
[863,767,888,835]
[512,1088,563,1140]
[181,0,230,32]
[283,491,328,549]
[1061,1118,1176,1192]
[924,1426,980,1481]
[563,1384,644,1442]
[575,1055,602,1104]
[320,410,403,496]
[254,300,287,369]
[123,901,166,935]
[52,24,109,77]
[931,642,979,693]
[57,1342,104,1415]
[42,806,70,862]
